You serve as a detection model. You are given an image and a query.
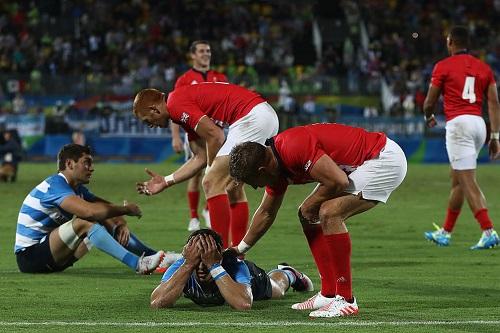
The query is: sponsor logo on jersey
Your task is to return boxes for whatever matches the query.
[181,112,190,123]
[304,160,312,171]
[191,80,198,85]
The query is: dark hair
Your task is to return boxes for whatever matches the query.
[229,142,267,182]
[57,144,92,171]
[189,40,210,54]
[449,26,469,49]
[187,228,223,252]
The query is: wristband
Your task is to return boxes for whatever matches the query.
[164,174,175,185]
[237,240,252,254]
[209,263,227,281]
[491,132,499,140]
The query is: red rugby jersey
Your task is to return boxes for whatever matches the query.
[265,123,387,196]
[166,83,265,139]
[174,68,228,89]
[431,53,496,121]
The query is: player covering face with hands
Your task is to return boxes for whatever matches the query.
[150,229,313,310]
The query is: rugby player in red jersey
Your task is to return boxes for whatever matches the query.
[228,123,407,318]
[423,26,500,249]
[171,40,228,233]
[132,83,279,249]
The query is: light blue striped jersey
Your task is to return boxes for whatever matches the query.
[161,257,251,306]
[14,173,95,253]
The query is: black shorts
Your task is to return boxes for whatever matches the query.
[16,236,78,273]
[244,260,273,301]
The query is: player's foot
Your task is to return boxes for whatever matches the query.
[470,229,499,250]
[188,218,201,232]
[277,263,314,292]
[424,223,451,246]
[291,292,333,310]
[202,208,211,228]
[154,251,183,274]
[137,251,164,274]
[309,295,358,318]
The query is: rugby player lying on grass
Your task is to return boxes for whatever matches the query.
[150,229,313,310]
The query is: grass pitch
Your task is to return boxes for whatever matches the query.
[0,162,499,332]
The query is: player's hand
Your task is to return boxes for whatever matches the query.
[182,236,201,268]
[223,247,240,257]
[425,114,437,128]
[298,204,320,224]
[488,139,500,160]
[172,136,183,153]
[198,235,222,267]
[124,202,142,218]
[136,168,168,196]
[114,223,130,246]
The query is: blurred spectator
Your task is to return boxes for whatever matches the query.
[12,93,27,114]
[0,130,22,182]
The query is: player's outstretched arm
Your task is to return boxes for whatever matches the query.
[170,123,184,153]
[60,195,142,222]
[150,237,201,309]
[199,235,253,310]
[236,192,284,255]
[487,83,500,160]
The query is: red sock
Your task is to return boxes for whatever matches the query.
[443,208,460,232]
[187,191,200,219]
[474,208,494,230]
[230,202,249,247]
[207,194,231,247]
[303,226,336,297]
[324,232,352,300]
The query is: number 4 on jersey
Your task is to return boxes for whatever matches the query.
[462,76,476,103]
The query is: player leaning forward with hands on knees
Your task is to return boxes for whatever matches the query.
[228,123,407,318]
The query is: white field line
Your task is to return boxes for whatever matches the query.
[0,320,499,328]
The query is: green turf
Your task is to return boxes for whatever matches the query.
[1,162,499,333]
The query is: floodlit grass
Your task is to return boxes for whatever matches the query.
[0,162,499,333]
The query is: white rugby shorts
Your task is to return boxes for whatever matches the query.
[445,114,486,170]
[217,102,279,157]
[345,138,407,203]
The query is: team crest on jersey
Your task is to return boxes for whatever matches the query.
[191,80,198,85]
[304,160,312,171]
[180,112,190,123]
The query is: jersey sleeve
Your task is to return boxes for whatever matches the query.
[174,74,188,89]
[487,66,496,85]
[430,61,446,88]
[265,178,288,196]
[161,258,185,283]
[40,177,77,208]
[280,128,325,176]
[225,259,251,285]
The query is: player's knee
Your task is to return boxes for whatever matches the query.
[58,219,85,250]
[318,204,342,223]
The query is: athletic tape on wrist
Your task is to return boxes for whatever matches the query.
[491,132,500,140]
[237,240,252,254]
[209,264,227,281]
[164,174,175,185]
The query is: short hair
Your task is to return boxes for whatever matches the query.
[187,229,223,252]
[229,142,267,182]
[189,40,210,54]
[57,144,91,171]
[449,26,469,49]
[133,88,164,116]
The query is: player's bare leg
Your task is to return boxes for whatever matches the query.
[186,170,203,231]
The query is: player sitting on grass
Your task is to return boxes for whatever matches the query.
[150,229,313,310]
[14,143,181,274]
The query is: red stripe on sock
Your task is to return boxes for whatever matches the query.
[303,225,336,297]
[474,208,494,230]
[324,232,352,300]
[187,191,200,219]
[443,208,460,232]
[207,194,231,247]
[230,202,249,247]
